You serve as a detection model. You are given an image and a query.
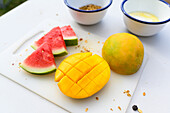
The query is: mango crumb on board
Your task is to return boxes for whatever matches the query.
[123,90,131,97]
[143,92,146,96]
[84,48,87,51]
[85,108,88,112]
[86,50,90,52]
[85,40,88,43]
[110,108,113,111]
[118,106,121,111]
[25,49,28,52]
[98,41,100,43]
[79,38,83,41]
[96,97,99,100]
[88,32,91,35]
[123,90,130,93]
[80,50,84,53]
[127,93,131,97]
[102,42,105,44]
[19,62,21,65]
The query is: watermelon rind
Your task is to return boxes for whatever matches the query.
[64,36,78,46]
[19,63,56,75]
[31,44,37,50]
[53,47,68,56]
[31,44,68,56]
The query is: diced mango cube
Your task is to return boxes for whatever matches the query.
[84,81,98,96]
[76,90,88,99]
[93,67,110,89]
[58,61,72,74]
[84,54,103,67]
[67,68,83,82]
[102,67,111,78]
[73,52,92,60]
[58,76,74,93]
[55,69,64,82]
[86,68,101,80]
[70,83,82,96]
[77,76,91,88]
[75,61,92,74]
[64,56,80,66]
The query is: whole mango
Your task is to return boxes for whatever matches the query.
[55,52,110,99]
[102,33,144,75]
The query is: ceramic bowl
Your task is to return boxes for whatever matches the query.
[121,0,170,36]
[64,0,112,25]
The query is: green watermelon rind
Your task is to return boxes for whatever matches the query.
[19,63,56,75]
[31,44,37,50]
[31,44,68,56]
[53,47,68,56]
[64,36,78,46]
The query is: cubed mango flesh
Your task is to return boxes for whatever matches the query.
[55,52,110,99]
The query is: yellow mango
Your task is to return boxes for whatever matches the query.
[55,52,110,99]
[102,33,144,75]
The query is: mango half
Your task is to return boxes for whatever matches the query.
[55,52,110,99]
[102,33,144,75]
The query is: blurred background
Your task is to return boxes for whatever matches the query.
[0,0,26,16]
[0,0,169,16]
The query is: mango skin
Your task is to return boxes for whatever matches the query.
[102,33,144,75]
[55,52,110,99]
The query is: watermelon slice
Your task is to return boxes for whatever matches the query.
[20,43,56,74]
[31,27,68,56]
[61,25,78,46]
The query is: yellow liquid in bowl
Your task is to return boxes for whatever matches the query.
[129,11,159,22]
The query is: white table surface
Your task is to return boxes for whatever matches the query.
[0,0,170,113]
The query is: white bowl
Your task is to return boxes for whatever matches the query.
[64,0,112,25]
[121,0,170,36]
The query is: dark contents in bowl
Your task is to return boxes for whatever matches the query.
[79,4,102,11]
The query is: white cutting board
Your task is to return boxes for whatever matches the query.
[0,19,148,113]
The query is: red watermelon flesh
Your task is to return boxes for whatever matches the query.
[61,25,78,46]
[20,43,56,74]
[61,25,76,37]
[31,27,68,56]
